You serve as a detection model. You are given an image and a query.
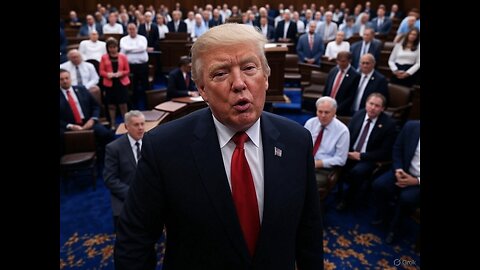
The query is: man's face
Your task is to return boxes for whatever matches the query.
[196,43,269,132]
[359,56,374,74]
[60,71,72,89]
[365,96,385,119]
[316,102,336,126]
[125,115,145,141]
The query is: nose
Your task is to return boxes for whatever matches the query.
[231,68,246,92]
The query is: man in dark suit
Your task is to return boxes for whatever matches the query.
[167,10,188,32]
[296,21,324,66]
[370,6,392,35]
[137,11,160,50]
[59,69,113,158]
[274,9,298,44]
[350,28,383,70]
[336,93,396,211]
[258,16,275,42]
[104,110,145,230]
[115,23,323,270]
[371,120,420,244]
[351,53,389,114]
[323,51,361,116]
[167,56,198,99]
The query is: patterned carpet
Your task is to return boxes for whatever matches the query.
[60,175,420,269]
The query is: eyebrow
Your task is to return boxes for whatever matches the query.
[208,56,260,73]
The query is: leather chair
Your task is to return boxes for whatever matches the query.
[385,83,413,124]
[318,166,342,202]
[145,88,167,110]
[302,71,328,112]
[60,130,97,192]
[284,54,302,84]
[298,62,321,88]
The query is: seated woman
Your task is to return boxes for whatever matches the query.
[388,28,420,87]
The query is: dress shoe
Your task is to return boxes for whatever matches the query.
[385,232,395,244]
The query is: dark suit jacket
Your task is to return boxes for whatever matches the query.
[348,109,397,162]
[370,17,392,35]
[104,134,138,216]
[274,20,298,43]
[59,86,99,131]
[296,33,324,65]
[138,23,160,49]
[167,68,197,99]
[392,120,420,172]
[350,39,383,69]
[115,108,324,269]
[167,20,188,32]
[354,70,389,113]
[324,66,361,116]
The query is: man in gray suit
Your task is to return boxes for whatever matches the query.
[103,110,145,230]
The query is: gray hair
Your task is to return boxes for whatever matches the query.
[315,96,337,109]
[124,110,145,124]
[190,23,271,84]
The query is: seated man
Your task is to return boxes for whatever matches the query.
[371,120,420,244]
[336,93,396,211]
[59,68,113,159]
[304,97,349,190]
[167,56,198,99]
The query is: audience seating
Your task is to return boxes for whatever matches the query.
[60,130,97,192]
[385,83,413,124]
[302,71,328,112]
[284,54,302,83]
[298,62,321,88]
[320,57,336,73]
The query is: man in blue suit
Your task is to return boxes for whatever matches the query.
[115,23,323,270]
[78,14,103,37]
[350,28,383,70]
[371,120,420,244]
[296,21,324,66]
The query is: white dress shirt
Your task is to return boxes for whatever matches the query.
[78,40,107,62]
[409,139,420,179]
[212,115,264,223]
[59,61,99,89]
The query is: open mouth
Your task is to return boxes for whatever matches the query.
[233,99,251,112]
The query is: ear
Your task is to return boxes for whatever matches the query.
[264,75,269,92]
[197,84,208,102]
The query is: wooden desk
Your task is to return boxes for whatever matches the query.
[172,96,208,113]
[265,45,288,102]
[158,40,193,72]
[115,110,168,135]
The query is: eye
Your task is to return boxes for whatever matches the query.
[242,65,258,75]
[210,71,228,81]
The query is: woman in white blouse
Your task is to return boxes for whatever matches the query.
[388,28,420,87]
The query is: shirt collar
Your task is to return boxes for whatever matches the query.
[127,133,142,147]
[212,114,261,149]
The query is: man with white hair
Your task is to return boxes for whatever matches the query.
[60,49,100,99]
[274,9,297,43]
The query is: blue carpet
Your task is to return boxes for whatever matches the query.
[60,175,419,269]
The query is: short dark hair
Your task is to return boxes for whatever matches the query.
[179,55,191,66]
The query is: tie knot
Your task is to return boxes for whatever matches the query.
[135,141,140,147]
[366,118,371,123]
[232,132,249,148]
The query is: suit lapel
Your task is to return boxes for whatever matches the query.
[190,109,250,261]
[122,135,137,167]
[254,113,285,258]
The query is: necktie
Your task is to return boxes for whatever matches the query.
[312,125,324,155]
[185,73,190,89]
[231,132,260,257]
[353,75,368,111]
[135,141,141,162]
[309,35,314,50]
[66,90,82,124]
[330,69,344,98]
[75,66,83,86]
[362,43,369,55]
[355,118,372,152]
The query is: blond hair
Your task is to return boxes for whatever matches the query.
[190,23,271,84]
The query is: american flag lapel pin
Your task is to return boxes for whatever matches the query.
[274,147,282,157]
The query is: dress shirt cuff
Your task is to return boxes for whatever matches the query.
[417,177,420,185]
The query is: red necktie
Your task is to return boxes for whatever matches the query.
[312,125,324,155]
[185,73,190,89]
[355,118,372,152]
[309,34,314,50]
[66,90,82,124]
[231,132,260,257]
[330,69,344,98]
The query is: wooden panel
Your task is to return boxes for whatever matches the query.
[265,46,287,102]
[158,40,192,73]
[61,1,419,20]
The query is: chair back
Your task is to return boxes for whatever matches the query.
[145,88,167,110]
[64,130,96,154]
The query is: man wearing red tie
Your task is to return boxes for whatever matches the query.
[304,96,349,192]
[115,23,323,270]
[59,69,113,158]
[167,56,199,99]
